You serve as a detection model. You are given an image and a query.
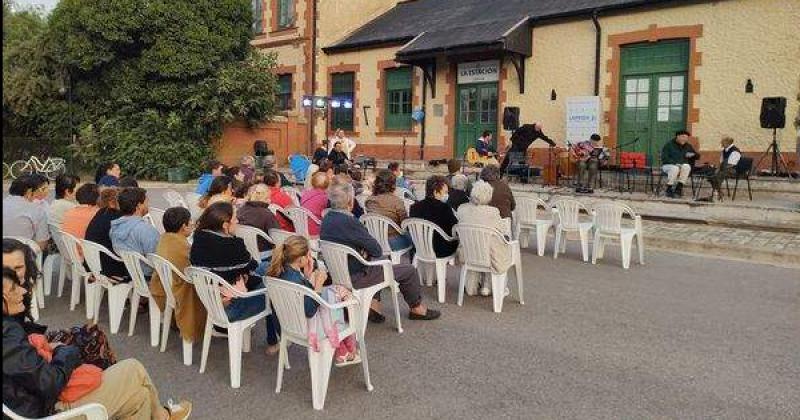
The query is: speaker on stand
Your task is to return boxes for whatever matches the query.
[756,96,789,177]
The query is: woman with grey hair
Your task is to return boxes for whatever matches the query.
[448,174,470,210]
[455,180,512,296]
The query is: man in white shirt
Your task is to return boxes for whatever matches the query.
[706,136,742,200]
[3,175,51,250]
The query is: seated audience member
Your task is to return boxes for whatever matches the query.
[264,170,294,231]
[189,202,280,354]
[110,187,160,276]
[409,176,460,258]
[448,174,470,211]
[224,166,246,203]
[263,156,292,188]
[702,136,741,201]
[350,169,365,196]
[476,130,500,166]
[95,162,121,187]
[3,239,41,325]
[456,180,512,296]
[300,172,330,236]
[118,176,139,188]
[240,155,257,183]
[365,170,412,251]
[149,207,206,346]
[198,175,233,209]
[327,142,349,166]
[238,183,281,254]
[196,160,225,195]
[306,158,334,191]
[661,130,699,198]
[3,175,51,250]
[2,267,192,420]
[321,181,440,322]
[48,175,80,226]
[480,165,516,221]
[331,174,364,219]
[85,188,129,281]
[267,236,359,365]
[62,183,101,239]
[388,161,411,191]
[570,133,608,193]
[312,140,329,165]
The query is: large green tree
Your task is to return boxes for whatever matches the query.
[3,0,277,178]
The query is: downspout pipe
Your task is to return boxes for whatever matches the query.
[309,0,319,152]
[420,67,427,160]
[592,10,601,96]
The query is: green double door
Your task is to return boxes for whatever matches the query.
[456,83,498,157]
[618,40,689,164]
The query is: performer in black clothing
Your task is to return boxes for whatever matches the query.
[499,122,556,174]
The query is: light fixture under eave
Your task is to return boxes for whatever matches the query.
[330,99,341,108]
[550,89,557,101]
[745,79,754,94]
[314,98,327,109]
[343,100,353,109]
[301,96,313,107]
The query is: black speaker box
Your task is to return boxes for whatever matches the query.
[503,107,520,131]
[760,97,786,129]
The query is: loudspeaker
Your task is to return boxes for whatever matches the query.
[503,107,520,131]
[760,97,786,129]
[254,140,271,156]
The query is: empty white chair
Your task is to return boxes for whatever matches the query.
[282,186,302,207]
[60,232,91,316]
[265,277,373,410]
[284,207,321,239]
[148,253,194,365]
[234,225,275,262]
[184,192,203,220]
[552,199,594,262]
[360,214,412,264]
[4,236,44,318]
[453,224,524,313]
[3,403,108,420]
[81,240,133,334]
[319,241,403,336]
[514,197,555,256]
[401,219,456,303]
[186,267,269,389]
[147,208,166,234]
[163,189,188,208]
[118,250,161,347]
[591,202,645,269]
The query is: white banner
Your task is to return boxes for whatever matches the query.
[457,60,500,84]
[565,96,601,145]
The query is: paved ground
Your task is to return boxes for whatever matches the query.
[37,244,799,419]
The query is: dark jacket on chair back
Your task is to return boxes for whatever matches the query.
[190,229,258,286]
[320,210,382,275]
[409,198,460,258]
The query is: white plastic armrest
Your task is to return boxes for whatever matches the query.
[325,298,360,310]
[100,248,124,262]
[48,403,107,420]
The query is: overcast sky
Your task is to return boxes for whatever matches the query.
[12,0,58,13]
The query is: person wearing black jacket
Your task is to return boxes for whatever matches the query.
[328,141,350,166]
[84,188,129,281]
[189,202,280,354]
[2,267,192,419]
[409,176,459,258]
[499,122,556,174]
[312,140,329,165]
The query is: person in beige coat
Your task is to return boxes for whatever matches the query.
[456,180,512,296]
[150,207,206,344]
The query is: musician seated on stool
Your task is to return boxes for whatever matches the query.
[699,136,741,201]
[661,130,699,198]
[328,141,351,166]
[476,131,500,166]
[570,133,608,194]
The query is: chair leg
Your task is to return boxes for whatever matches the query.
[108,286,131,335]
[43,254,58,297]
[732,177,740,201]
[518,228,530,249]
[490,274,507,313]
[128,292,141,336]
[620,234,633,270]
[242,326,252,353]
[747,177,752,201]
[57,259,68,298]
[390,285,403,334]
[513,245,524,305]
[592,234,601,265]
[357,328,374,392]
[536,225,548,257]
[308,341,335,410]
[148,299,161,347]
[275,337,288,393]
[636,231,645,265]
[553,228,562,259]
[435,260,447,304]
[182,339,193,366]
[35,274,45,308]
[92,285,104,324]
[457,266,468,306]
[227,327,244,388]
[579,228,590,262]
[199,318,212,374]
[160,306,173,352]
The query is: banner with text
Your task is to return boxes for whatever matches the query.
[457,60,500,84]
[565,96,601,146]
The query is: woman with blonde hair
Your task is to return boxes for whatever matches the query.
[267,235,358,365]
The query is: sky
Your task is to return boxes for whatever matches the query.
[12,0,58,13]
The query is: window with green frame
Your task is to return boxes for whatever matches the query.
[252,0,263,34]
[277,0,294,29]
[276,74,292,110]
[384,67,412,131]
[330,72,354,131]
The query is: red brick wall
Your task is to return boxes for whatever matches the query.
[216,117,308,166]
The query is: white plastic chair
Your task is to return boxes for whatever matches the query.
[453,224,524,313]
[552,199,594,262]
[118,250,161,347]
[60,232,90,316]
[282,186,302,207]
[319,241,403,337]
[360,214,412,264]
[394,187,413,200]
[163,189,188,208]
[265,277,373,410]
[81,240,133,334]
[355,194,369,210]
[591,202,645,269]
[284,207,321,239]
[148,253,194,365]
[4,236,44,319]
[403,198,414,215]
[3,403,108,420]
[401,219,456,303]
[514,197,555,256]
[234,225,275,262]
[147,207,166,234]
[186,267,269,389]
[47,223,73,298]
[184,192,203,220]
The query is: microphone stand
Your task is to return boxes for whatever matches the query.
[615,137,639,192]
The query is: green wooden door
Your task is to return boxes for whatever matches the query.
[618,40,689,164]
[456,83,498,157]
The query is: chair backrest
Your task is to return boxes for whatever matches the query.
[282,186,302,206]
[284,207,320,237]
[360,214,401,255]
[60,231,85,266]
[4,236,43,269]
[268,229,294,247]
[453,224,504,272]
[401,218,447,261]
[81,240,120,283]
[184,192,203,220]
[185,267,231,327]
[48,223,72,264]
[394,187,413,200]
[592,202,639,234]
[163,190,188,208]
[552,199,589,229]
[147,207,166,234]
[318,241,356,289]
[515,196,550,224]
[234,225,274,262]
[147,253,189,309]
[264,277,314,340]
[736,157,753,175]
[119,250,154,297]
[355,194,369,210]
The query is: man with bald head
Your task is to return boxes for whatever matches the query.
[499,122,556,174]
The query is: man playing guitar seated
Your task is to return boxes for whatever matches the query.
[476,131,500,166]
[570,133,608,194]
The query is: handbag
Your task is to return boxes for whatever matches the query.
[46,324,117,370]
